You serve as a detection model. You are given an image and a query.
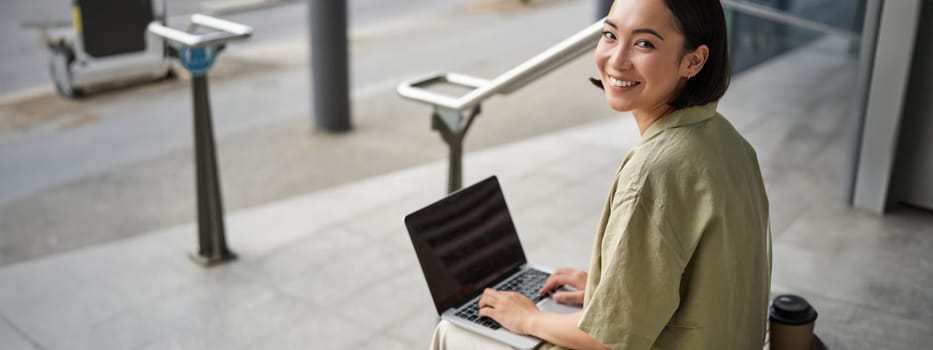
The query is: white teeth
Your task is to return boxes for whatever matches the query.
[609,76,639,87]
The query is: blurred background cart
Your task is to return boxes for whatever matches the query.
[39,0,174,97]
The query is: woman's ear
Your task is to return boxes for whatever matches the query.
[681,44,710,78]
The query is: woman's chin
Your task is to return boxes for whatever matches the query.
[606,100,634,112]
[604,92,637,111]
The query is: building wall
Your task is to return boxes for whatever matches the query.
[851,0,922,213]
[892,1,933,211]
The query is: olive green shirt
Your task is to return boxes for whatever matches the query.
[544,102,771,349]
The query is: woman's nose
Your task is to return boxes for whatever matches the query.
[607,47,632,70]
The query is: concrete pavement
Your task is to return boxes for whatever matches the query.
[0,34,932,349]
[0,0,606,266]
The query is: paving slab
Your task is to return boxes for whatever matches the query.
[0,33,932,350]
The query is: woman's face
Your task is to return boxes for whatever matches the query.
[595,0,693,114]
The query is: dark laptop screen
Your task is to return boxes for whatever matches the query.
[404,176,528,314]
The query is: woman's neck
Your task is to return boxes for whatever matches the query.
[632,103,676,136]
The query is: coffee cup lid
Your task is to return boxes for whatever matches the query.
[769,294,818,325]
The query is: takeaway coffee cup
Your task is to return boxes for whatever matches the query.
[769,294,818,350]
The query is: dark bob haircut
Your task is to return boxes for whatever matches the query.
[591,0,731,109]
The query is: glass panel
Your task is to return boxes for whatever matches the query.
[727,0,867,73]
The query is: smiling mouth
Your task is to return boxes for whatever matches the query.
[608,76,641,88]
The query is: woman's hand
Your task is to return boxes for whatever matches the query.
[539,268,588,305]
[478,288,539,335]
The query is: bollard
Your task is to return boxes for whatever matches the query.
[148,15,253,267]
[189,59,235,266]
[308,0,352,132]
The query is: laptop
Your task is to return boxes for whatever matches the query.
[404,176,581,349]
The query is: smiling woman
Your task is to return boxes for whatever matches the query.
[591,0,731,131]
[430,1,771,349]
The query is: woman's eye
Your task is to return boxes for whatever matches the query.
[602,31,616,41]
[635,40,655,49]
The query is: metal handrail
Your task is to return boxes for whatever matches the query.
[399,1,862,193]
[397,18,605,193]
[399,0,861,112]
[147,14,253,48]
[397,19,604,112]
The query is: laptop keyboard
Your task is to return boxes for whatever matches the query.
[454,269,551,330]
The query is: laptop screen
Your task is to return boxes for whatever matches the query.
[404,176,528,314]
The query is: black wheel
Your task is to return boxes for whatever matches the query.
[162,67,177,81]
[49,44,78,98]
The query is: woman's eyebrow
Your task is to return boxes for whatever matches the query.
[633,28,665,40]
[602,20,665,41]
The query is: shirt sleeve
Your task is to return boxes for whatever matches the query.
[578,188,686,349]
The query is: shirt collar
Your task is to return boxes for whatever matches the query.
[641,101,719,141]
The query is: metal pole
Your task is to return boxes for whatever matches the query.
[448,141,463,193]
[308,0,351,132]
[432,111,463,194]
[148,16,250,267]
[191,74,236,266]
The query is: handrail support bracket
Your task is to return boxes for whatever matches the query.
[432,106,481,193]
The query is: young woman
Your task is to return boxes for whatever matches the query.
[431,0,771,349]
